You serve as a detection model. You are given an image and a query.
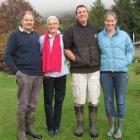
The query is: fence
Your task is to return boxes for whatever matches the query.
[134,41,140,57]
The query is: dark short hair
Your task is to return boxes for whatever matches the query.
[20,11,35,20]
[75,4,88,15]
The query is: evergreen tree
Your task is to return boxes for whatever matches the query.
[112,0,135,38]
[132,0,140,40]
[89,0,106,30]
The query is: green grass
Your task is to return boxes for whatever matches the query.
[0,64,140,140]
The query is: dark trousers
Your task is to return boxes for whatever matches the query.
[43,75,66,131]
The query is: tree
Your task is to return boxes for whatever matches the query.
[0,0,40,33]
[132,0,140,40]
[89,0,106,30]
[112,0,135,38]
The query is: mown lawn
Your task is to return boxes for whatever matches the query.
[0,63,140,140]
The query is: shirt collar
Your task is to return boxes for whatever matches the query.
[48,30,61,38]
[19,26,33,34]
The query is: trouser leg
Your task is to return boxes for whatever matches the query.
[16,72,31,140]
[114,73,128,139]
[54,75,66,132]
[26,76,42,139]
[100,72,116,118]
[43,77,54,131]
[107,117,116,137]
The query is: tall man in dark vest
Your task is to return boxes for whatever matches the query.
[64,5,100,138]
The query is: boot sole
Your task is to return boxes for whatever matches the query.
[26,132,42,139]
[74,132,83,137]
[90,133,99,137]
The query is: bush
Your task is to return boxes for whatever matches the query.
[133,56,140,63]
[134,64,140,74]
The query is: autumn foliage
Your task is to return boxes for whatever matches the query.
[0,0,42,72]
[0,0,41,33]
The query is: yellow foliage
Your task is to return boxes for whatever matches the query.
[0,33,8,44]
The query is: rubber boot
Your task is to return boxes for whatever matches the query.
[17,113,26,140]
[88,105,98,137]
[107,117,116,137]
[26,112,42,139]
[114,119,124,139]
[74,106,84,136]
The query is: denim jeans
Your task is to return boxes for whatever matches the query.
[100,72,128,119]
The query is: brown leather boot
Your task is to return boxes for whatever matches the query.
[17,114,26,140]
[26,112,42,139]
[88,105,98,137]
[74,106,84,136]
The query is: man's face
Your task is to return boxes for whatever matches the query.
[76,7,88,24]
[21,14,34,32]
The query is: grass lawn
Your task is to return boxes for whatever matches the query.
[0,63,140,140]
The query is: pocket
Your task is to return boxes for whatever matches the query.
[16,71,22,78]
[75,47,89,64]
[15,71,26,86]
[75,54,89,66]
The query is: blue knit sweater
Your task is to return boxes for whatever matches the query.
[4,28,42,76]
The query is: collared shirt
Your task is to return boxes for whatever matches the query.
[18,26,34,33]
[39,31,69,77]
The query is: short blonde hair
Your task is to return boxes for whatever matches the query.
[104,11,118,21]
[47,16,59,25]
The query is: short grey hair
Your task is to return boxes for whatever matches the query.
[47,16,59,25]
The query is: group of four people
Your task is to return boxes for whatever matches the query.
[4,4,134,140]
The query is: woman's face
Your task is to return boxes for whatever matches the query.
[47,19,59,35]
[76,7,89,25]
[104,15,117,32]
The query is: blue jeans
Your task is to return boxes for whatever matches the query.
[100,72,128,119]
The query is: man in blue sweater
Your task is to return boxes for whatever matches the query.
[4,11,42,140]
